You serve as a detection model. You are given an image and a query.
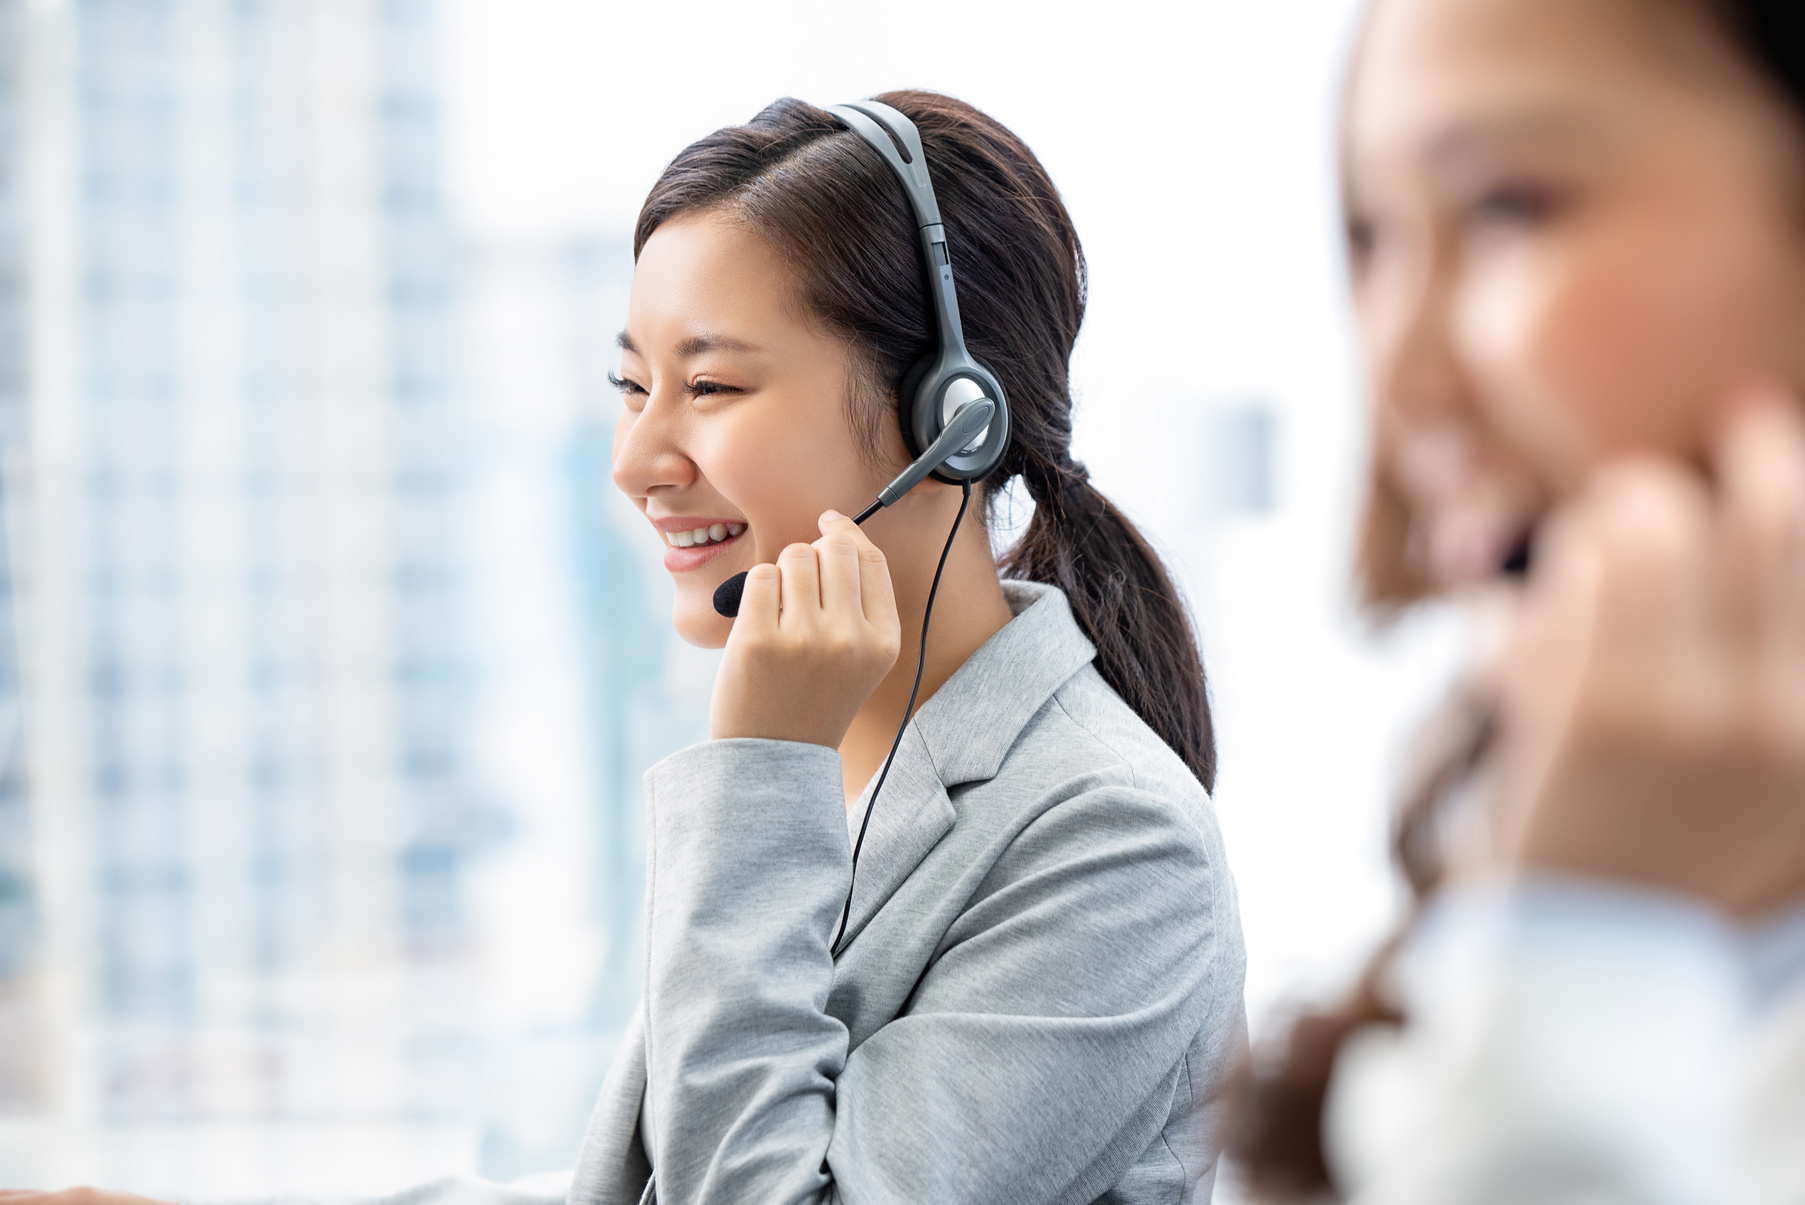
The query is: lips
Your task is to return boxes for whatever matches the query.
[649,516,749,575]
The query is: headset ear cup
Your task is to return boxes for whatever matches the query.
[927,361,1009,485]
[896,355,937,459]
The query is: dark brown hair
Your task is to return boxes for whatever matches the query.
[1239,1,1805,1197]
[634,91,1216,790]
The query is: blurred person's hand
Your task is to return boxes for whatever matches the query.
[1488,386,1805,916]
[0,1190,172,1205]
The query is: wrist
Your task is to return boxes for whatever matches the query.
[708,720,843,748]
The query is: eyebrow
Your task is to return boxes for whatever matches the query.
[614,331,762,358]
[1421,107,1603,171]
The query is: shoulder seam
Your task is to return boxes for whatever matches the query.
[1051,687,1141,791]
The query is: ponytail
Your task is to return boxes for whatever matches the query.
[1004,451,1217,793]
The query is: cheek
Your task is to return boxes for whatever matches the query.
[1455,233,1709,494]
[1455,209,1805,497]
[693,403,876,558]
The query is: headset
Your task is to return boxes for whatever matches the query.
[711,99,1011,951]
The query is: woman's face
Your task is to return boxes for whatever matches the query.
[612,210,906,647]
[1345,0,1805,588]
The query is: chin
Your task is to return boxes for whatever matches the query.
[672,592,733,649]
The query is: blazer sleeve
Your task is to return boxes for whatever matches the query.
[638,738,1238,1205]
[1324,880,1748,1205]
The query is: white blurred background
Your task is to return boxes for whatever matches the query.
[0,0,1467,1197]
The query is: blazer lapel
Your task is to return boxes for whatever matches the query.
[836,723,955,949]
[833,584,1098,951]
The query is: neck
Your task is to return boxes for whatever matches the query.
[838,487,1013,806]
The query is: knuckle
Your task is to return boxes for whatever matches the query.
[1733,491,1805,563]
[1613,469,1707,548]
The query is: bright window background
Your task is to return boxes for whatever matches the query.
[0,0,1467,1198]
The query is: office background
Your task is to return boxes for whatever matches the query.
[0,0,1465,1196]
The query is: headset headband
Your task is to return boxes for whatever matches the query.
[827,102,942,226]
[827,101,968,358]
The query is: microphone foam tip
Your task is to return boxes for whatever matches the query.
[713,571,747,618]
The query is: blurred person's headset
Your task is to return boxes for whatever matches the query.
[712,99,1010,952]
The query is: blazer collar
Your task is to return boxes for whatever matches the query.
[838,581,1096,948]
[913,581,1097,787]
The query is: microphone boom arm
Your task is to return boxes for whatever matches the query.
[715,399,995,617]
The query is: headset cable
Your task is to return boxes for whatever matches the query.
[832,478,971,954]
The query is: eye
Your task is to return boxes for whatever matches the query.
[1345,212,1379,266]
[1467,179,1568,230]
[608,370,649,414]
[685,380,741,398]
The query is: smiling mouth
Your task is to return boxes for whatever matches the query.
[663,522,745,549]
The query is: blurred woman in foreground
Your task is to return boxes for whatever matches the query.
[1234,0,1805,1201]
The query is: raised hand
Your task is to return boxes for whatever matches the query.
[708,510,902,750]
[1490,385,1805,916]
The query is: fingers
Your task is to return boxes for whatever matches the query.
[1714,387,1805,752]
[1538,459,1717,747]
[736,562,781,631]
[732,512,897,644]
[708,513,901,748]
[775,541,822,627]
[1494,387,1805,912]
[814,511,863,620]
[818,510,899,632]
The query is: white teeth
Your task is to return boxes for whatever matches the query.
[664,523,746,549]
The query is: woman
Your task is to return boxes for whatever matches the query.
[1232,1,1805,1201]
[6,93,1245,1205]
[582,91,1243,1205]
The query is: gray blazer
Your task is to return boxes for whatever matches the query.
[570,581,1247,1205]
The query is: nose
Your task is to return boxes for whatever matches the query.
[1364,236,1471,439]
[611,387,697,501]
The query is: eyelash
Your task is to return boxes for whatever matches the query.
[1468,181,1567,228]
[607,372,738,399]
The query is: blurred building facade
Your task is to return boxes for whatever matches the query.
[25,0,489,1119]
[0,0,37,1114]
[0,1,689,1184]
